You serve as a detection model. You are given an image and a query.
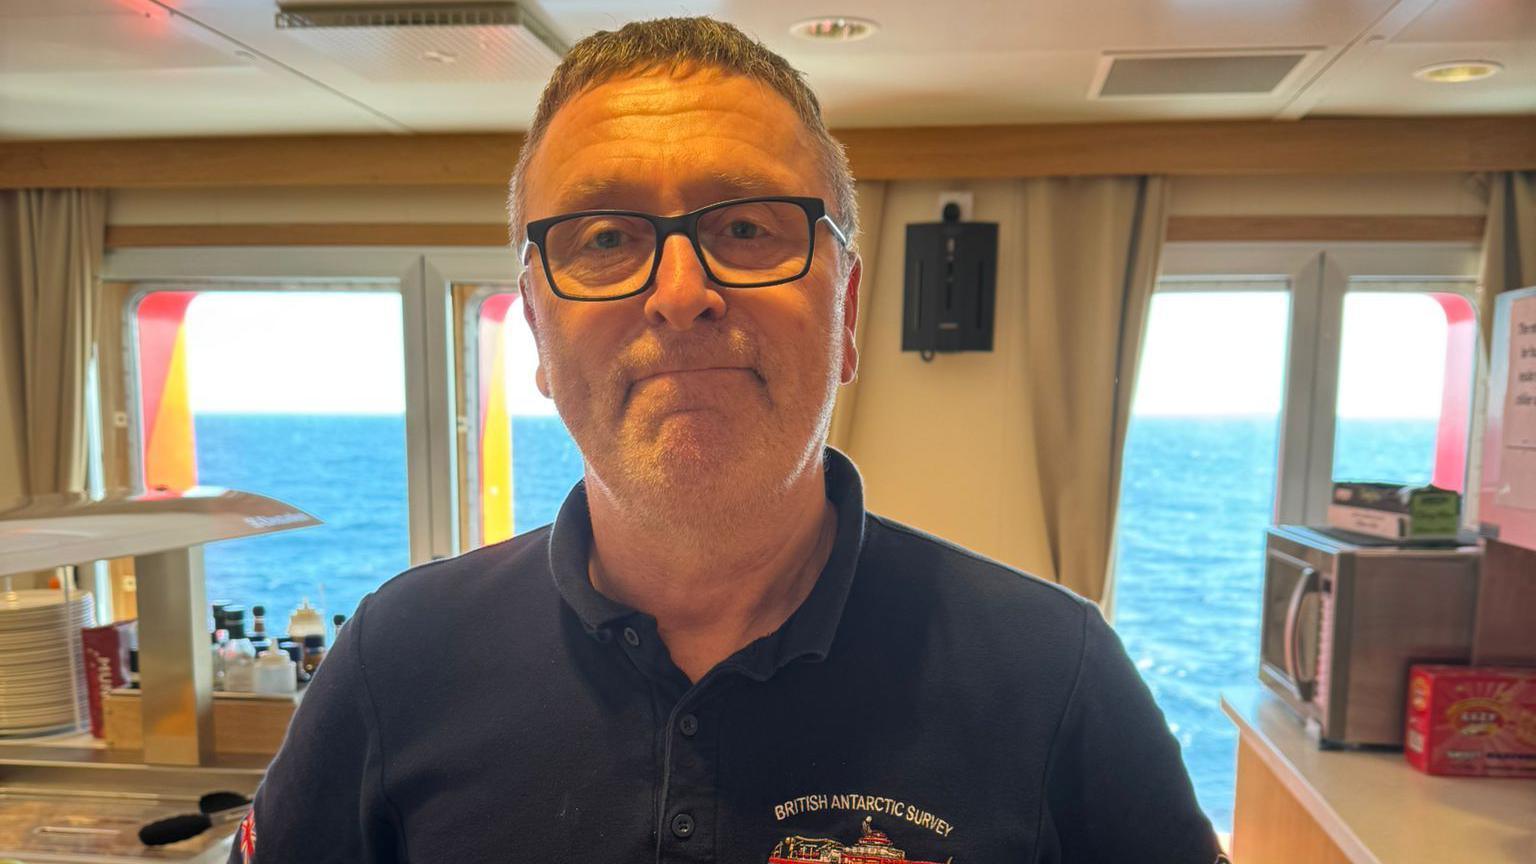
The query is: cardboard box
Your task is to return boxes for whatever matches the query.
[1328,481,1461,541]
[1405,664,1536,777]
[79,620,135,738]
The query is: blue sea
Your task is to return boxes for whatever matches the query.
[193,412,1436,833]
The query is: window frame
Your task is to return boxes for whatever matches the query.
[419,251,521,553]
[101,246,482,567]
[1159,241,1481,528]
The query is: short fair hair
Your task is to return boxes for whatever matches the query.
[507,17,858,256]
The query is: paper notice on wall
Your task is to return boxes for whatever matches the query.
[1505,294,1536,450]
[1497,294,1536,511]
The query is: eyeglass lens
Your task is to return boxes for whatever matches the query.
[543,200,812,298]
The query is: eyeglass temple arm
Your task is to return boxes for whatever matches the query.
[819,214,851,248]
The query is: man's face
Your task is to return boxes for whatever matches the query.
[519,67,859,514]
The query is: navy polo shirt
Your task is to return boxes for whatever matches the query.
[234,448,1222,863]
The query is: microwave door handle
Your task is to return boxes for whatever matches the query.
[1283,565,1319,702]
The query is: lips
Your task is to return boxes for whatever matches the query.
[634,365,753,383]
[624,365,763,405]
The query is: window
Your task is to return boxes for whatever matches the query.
[130,286,409,634]
[1112,244,1479,834]
[456,285,584,549]
[1113,282,1292,832]
[1331,284,1477,490]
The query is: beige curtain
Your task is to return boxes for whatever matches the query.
[828,180,888,452]
[1478,171,1536,347]
[0,189,108,504]
[841,177,1167,610]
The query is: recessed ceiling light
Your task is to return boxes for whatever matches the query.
[790,16,878,42]
[1413,60,1503,84]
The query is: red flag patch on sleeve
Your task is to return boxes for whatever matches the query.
[237,805,256,864]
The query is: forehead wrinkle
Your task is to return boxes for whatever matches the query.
[540,138,819,215]
[588,66,767,112]
[552,166,796,211]
[548,71,814,157]
[526,71,827,217]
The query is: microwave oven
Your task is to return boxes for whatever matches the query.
[1259,525,1480,747]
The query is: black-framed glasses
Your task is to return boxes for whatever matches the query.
[521,196,850,302]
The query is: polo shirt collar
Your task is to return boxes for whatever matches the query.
[547,446,867,677]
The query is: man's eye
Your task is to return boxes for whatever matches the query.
[589,229,626,250]
[727,220,764,240]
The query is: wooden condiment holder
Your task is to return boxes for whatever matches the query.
[103,688,302,756]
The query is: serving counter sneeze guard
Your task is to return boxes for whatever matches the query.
[0,487,318,864]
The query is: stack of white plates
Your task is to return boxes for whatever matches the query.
[0,589,95,737]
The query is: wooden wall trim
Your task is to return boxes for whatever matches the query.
[4,134,523,189]
[9,115,1535,188]
[105,223,509,248]
[1165,215,1486,243]
[838,116,1534,180]
[106,215,1487,249]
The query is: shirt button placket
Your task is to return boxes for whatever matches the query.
[659,700,717,862]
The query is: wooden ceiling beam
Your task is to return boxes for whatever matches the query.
[4,116,1533,188]
[104,215,1486,248]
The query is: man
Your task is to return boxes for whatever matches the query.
[235,17,1223,864]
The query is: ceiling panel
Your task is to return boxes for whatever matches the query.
[1310,39,1536,115]
[540,0,1397,53]
[0,66,401,139]
[801,49,1315,128]
[0,11,241,73]
[0,0,1531,140]
[0,0,133,16]
[1395,0,1536,43]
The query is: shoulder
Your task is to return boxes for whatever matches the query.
[356,525,558,641]
[836,513,1101,722]
[862,512,1091,621]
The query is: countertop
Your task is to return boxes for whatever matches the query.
[1222,687,1536,864]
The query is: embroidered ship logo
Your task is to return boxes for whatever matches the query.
[769,816,952,864]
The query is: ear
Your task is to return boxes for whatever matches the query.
[839,255,862,385]
[518,271,552,399]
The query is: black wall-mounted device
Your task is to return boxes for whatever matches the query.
[902,203,998,359]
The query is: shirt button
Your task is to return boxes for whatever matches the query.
[678,714,699,737]
[623,627,641,647]
[670,812,695,839]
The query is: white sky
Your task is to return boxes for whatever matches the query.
[182,289,1454,419]
[1132,290,1451,419]
[185,292,406,415]
[501,297,558,416]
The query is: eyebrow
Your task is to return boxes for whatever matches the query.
[550,170,799,214]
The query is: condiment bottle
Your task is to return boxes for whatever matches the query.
[221,608,257,692]
[211,629,228,691]
[288,599,324,645]
[301,635,326,677]
[253,647,297,695]
[251,605,268,640]
[211,601,232,644]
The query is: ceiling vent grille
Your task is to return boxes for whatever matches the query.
[1093,51,1312,98]
[274,2,566,82]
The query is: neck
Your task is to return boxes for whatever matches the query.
[585,457,837,682]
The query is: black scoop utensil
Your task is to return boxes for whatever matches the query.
[138,791,252,846]
[199,791,251,814]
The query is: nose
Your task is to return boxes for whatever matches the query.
[643,232,726,330]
